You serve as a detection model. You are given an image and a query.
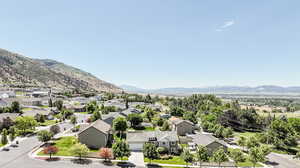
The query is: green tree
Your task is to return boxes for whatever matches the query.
[127,113,143,128]
[181,148,194,167]
[54,100,63,111]
[1,128,8,145]
[112,139,131,160]
[143,143,159,164]
[144,107,155,122]
[222,127,234,139]
[15,116,37,135]
[246,136,260,150]
[37,130,53,143]
[91,110,102,122]
[113,117,128,138]
[237,136,247,151]
[69,143,89,160]
[196,145,209,168]
[86,101,98,114]
[70,115,77,125]
[211,147,229,168]
[249,147,266,168]
[11,101,21,113]
[170,106,185,117]
[160,120,171,131]
[183,111,197,124]
[230,149,245,167]
[9,126,16,142]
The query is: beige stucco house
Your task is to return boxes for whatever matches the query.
[171,118,194,136]
[78,119,112,149]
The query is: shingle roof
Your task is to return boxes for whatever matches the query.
[79,119,111,135]
[121,108,142,117]
[0,113,20,121]
[127,131,179,143]
[173,119,194,126]
[190,134,227,147]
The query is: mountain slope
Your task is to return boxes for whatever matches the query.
[0,48,122,93]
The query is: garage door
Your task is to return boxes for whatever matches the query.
[129,143,143,151]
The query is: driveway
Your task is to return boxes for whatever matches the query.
[74,113,91,123]
[267,152,300,168]
[129,152,145,167]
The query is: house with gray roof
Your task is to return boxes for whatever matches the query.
[102,112,125,126]
[127,131,179,153]
[0,113,20,129]
[78,119,112,149]
[120,108,142,117]
[0,91,16,99]
[188,133,227,155]
[0,99,8,108]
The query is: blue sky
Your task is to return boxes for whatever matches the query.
[0,0,299,89]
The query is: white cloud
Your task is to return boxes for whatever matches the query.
[216,20,235,32]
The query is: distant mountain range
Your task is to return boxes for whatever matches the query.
[0,48,122,93]
[120,85,300,95]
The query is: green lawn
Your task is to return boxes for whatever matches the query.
[38,136,78,156]
[144,156,189,165]
[38,120,57,126]
[22,107,33,111]
[234,131,257,139]
[75,111,89,114]
[237,158,263,167]
[0,143,4,147]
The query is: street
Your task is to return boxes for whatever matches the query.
[267,152,300,168]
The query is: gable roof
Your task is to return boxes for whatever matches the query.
[190,134,227,147]
[127,131,179,143]
[0,99,8,108]
[173,119,194,126]
[0,113,20,121]
[102,112,125,125]
[120,108,142,117]
[79,119,111,135]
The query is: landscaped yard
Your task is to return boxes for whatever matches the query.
[38,136,78,156]
[236,158,263,167]
[234,131,257,139]
[38,120,58,126]
[144,156,188,165]
[128,126,156,131]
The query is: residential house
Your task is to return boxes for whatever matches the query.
[0,99,8,108]
[188,133,228,155]
[0,113,20,129]
[78,119,112,149]
[120,108,142,117]
[127,131,179,153]
[102,112,125,126]
[171,118,194,136]
[0,91,16,99]
[104,99,126,110]
[22,108,54,120]
[65,104,86,112]
[31,91,49,98]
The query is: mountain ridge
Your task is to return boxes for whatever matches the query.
[0,48,122,93]
[120,84,300,95]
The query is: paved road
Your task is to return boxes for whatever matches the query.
[267,153,300,168]
[74,113,91,124]
[0,122,112,168]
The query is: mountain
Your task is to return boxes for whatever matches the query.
[120,85,300,95]
[0,48,122,93]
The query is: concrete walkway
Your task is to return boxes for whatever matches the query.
[129,152,145,167]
